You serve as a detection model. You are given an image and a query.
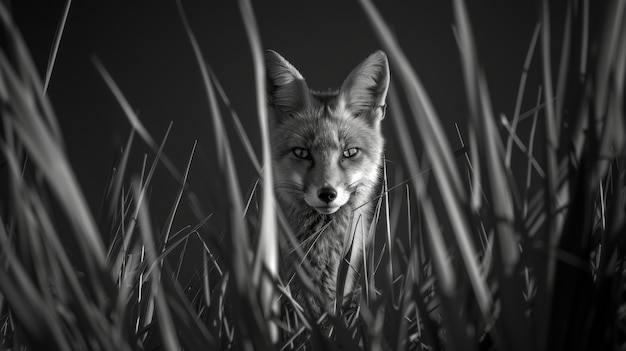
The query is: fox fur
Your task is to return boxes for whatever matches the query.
[265,50,389,314]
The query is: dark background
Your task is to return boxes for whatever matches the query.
[10,0,543,278]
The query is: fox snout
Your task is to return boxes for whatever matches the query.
[304,182,350,215]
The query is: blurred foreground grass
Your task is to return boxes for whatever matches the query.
[1,0,625,350]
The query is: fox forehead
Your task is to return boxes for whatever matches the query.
[272,94,382,156]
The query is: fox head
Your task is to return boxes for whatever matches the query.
[266,50,389,215]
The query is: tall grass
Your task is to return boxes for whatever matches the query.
[1,0,625,350]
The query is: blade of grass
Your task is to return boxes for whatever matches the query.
[209,68,261,173]
[554,1,572,133]
[161,140,197,251]
[382,156,396,307]
[505,23,541,168]
[535,2,563,347]
[103,129,135,243]
[238,1,279,342]
[523,87,543,217]
[579,0,589,80]
[454,122,489,209]
[539,0,565,264]
[43,0,72,95]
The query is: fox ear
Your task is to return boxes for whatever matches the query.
[340,50,389,121]
[265,50,310,116]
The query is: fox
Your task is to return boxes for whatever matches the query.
[265,50,389,314]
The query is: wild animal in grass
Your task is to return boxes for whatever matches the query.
[265,49,389,315]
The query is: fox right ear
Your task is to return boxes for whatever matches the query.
[265,50,310,116]
[340,51,389,123]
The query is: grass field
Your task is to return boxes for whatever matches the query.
[1,0,625,350]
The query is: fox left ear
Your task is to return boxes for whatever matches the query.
[265,50,310,118]
[340,50,390,122]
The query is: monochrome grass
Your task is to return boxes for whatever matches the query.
[1,0,625,350]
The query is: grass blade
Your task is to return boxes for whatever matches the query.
[238,0,279,342]
[43,0,72,95]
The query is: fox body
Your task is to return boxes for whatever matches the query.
[265,50,390,312]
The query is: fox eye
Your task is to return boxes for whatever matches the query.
[343,148,359,158]
[293,147,310,159]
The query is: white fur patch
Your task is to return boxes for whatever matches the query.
[333,98,350,120]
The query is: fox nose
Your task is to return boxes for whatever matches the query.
[318,187,337,203]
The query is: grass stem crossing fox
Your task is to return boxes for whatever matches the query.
[265,50,390,314]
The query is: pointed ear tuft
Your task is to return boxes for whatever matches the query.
[340,50,390,121]
[265,50,310,115]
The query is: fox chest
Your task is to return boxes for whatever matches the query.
[292,211,352,283]
[297,214,345,261]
